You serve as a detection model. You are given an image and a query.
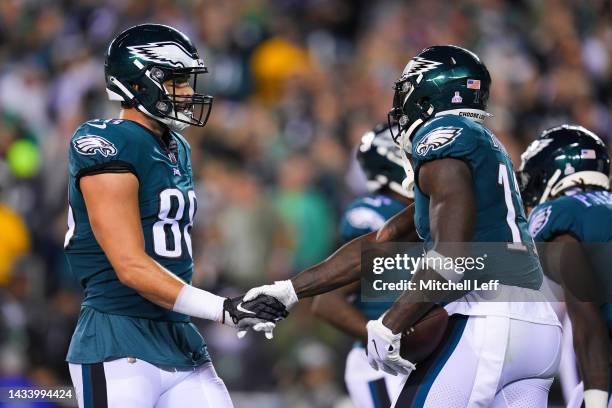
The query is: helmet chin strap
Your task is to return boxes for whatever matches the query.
[135,104,190,132]
[109,76,192,133]
[539,169,562,204]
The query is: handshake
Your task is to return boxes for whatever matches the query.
[222,280,298,339]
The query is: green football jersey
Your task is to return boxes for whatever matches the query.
[64,118,209,367]
[410,114,542,289]
[529,190,612,347]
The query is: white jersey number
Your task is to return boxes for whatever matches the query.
[153,188,196,258]
[498,163,526,250]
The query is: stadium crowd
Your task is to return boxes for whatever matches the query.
[0,0,611,406]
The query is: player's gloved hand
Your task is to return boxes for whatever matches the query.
[366,317,415,376]
[222,295,288,339]
[242,280,299,311]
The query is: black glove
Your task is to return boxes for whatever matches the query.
[222,294,289,326]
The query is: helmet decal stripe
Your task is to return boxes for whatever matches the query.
[127,41,200,68]
[520,138,553,162]
[401,57,443,79]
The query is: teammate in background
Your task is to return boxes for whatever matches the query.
[312,125,415,408]
[242,45,562,407]
[518,125,612,408]
[64,24,285,407]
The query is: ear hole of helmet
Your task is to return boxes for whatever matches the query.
[417,97,432,118]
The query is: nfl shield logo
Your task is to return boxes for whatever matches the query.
[451,91,463,103]
[467,79,481,89]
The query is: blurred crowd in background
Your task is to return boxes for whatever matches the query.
[0,0,611,406]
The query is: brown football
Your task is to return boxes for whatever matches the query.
[399,305,449,363]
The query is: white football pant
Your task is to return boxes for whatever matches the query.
[69,358,233,407]
[345,347,405,408]
[390,314,562,407]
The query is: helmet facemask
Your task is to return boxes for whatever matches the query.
[152,66,213,131]
[388,76,433,154]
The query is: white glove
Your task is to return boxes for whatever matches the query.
[366,317,415,376]
[243,280,299,310]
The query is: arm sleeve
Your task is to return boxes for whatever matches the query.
[412,125,479,162]
[411,123,479,190]
[528,200,577,242]
[69,123,142,188]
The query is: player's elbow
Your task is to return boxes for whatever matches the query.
[112,253,149,288]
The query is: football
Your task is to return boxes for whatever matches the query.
[399,305,449,363]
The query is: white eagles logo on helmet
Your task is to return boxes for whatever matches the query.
[521,138,553,162]
[401,57,443,79]
[74,136,118,157]
[528,206,552,238]
[127,41,203,68]
[415,127,462,156]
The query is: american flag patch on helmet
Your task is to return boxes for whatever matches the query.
[467,79,481,89]
[581,149,596,159]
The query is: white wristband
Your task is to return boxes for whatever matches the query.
[172,285,225,322]
[584,389,608,408]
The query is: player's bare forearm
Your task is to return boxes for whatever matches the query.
[311,282,368,342]
[291,231,377,298]
[81,173,185,310]
[549,234,609,391]
[383,158,475,334]
[115,255,185,310]
[292,206,417,299]
[566,296,609,391]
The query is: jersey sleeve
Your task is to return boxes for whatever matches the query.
[339,205,386,243]
[528,199,578,242]
[69,120,142,186]
[412,120,479,164]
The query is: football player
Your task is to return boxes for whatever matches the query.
[64,24,286,408]
[242,45,562,407]
[311,124,416,408]
[518,125,611,408]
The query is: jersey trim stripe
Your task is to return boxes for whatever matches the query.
[76,160,138,190]
[394,315,468,406]
[368,378,391,408]
[82,363,108,408]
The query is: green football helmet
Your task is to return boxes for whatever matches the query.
[357,124,414,198]
[388,45,491,151]
[105,24,213,132]
[518,124,610,207]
